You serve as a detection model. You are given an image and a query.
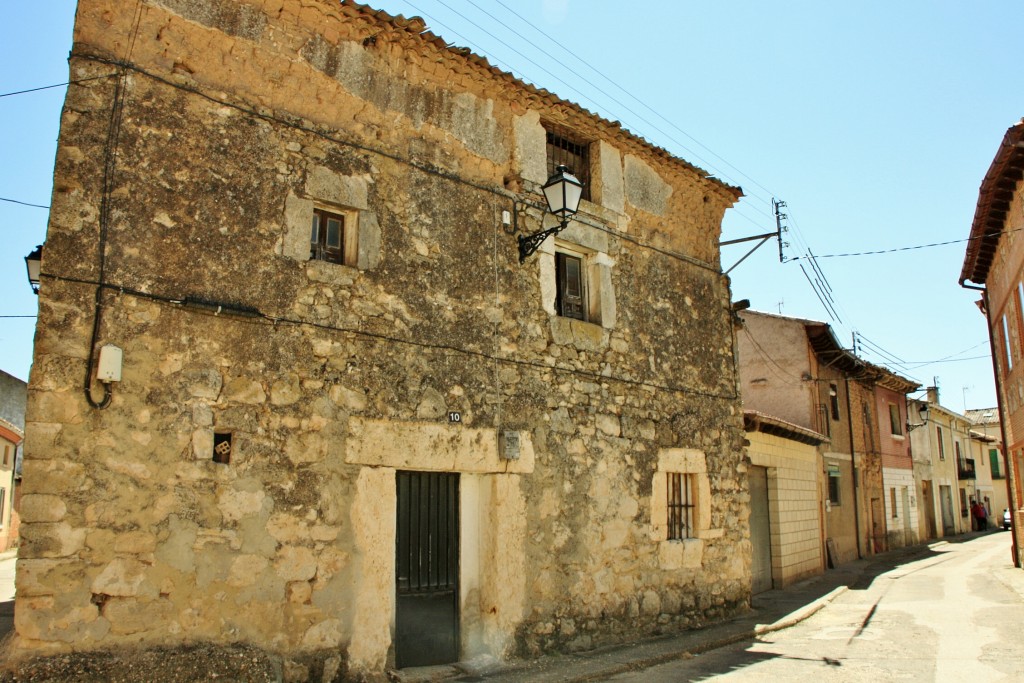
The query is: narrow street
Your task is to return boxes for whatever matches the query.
[605,533,1024,682]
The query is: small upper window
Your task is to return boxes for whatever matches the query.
[937,426,945,460]
[829,384,840,421]
[311,208,345,265]
[545,123,591,202]
[889,404,903,436]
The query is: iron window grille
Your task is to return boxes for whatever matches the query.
[666,472,695,540]
[545,123,591,202]
[311,208,345,265]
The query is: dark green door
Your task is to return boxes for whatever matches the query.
[395,471,460,668]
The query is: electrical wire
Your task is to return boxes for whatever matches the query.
[789,229,1023,259]
[480,0,781,206]
[403,0,781,227]
[40,270,740,403]
[740,326,805,387]
[0,74,117,99]
[0,196,49,209]
[76,53,723,277]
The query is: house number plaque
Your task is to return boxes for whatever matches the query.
[448,411,462,424]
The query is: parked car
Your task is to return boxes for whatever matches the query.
[1004,508,1012,531]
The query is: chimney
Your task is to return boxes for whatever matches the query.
[926,386,939,404]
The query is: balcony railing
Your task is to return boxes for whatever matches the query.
[957,458,976,480]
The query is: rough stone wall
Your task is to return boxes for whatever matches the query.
[15,0,747,676]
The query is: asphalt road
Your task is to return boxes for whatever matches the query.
[605,533,1024,682]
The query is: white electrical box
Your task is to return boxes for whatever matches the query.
[500,430,521,461]
[96,344,123,383]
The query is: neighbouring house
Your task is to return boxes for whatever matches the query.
[736,310,918,569]
[875,376,920,549]
[0,370,26,552]
[965,407,1009,518]
[970,428,999,527]
[911,389,976,538]
[14,0,750,678]
[961,119,1024,566]
[743,411,829,591]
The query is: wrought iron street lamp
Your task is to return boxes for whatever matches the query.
[518,165,584,263]
[907,402,930,431]
[25,244,42,294]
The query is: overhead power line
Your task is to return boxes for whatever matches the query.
[789,227,1024,260]
[0,196,49,209]
[0,74,117,99]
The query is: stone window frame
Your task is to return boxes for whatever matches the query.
[283,190,380,272]
[665,472,695,540]
[538,234,616,332]
[554,242,603,324]
[650,448,721,570]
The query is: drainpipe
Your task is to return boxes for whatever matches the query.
[962,282,1019,567]
[844,378,864,559]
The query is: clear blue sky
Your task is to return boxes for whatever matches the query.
[3,1,1022,411]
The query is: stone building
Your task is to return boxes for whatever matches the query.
[961,119,1024,565]
[14,0,750,678]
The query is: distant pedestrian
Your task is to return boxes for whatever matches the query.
[972,501,988,531]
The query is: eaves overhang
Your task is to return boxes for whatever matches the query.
[805,324,919,393]
[961,120,1024,286]
[744,410,830,446]
[969,429,997,443]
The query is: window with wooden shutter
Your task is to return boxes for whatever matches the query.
[556,251,586,320]
[310,208,345,265]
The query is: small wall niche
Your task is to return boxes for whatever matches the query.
[212,432,233,464]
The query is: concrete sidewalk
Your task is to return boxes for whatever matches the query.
[398,538,967,683]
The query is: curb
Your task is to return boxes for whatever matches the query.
[754,585,849,635]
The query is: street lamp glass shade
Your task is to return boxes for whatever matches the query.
[25,244,42,294]
[918,403,929,423]
[542,165,584,221]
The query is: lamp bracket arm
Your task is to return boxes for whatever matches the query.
[518,221,567,263]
